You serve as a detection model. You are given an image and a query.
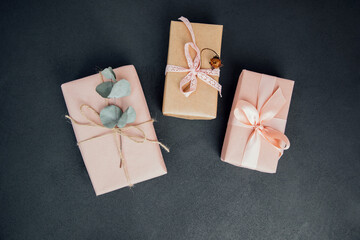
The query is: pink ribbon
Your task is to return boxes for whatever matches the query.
[233,86,290,169]
[165,16,222,97]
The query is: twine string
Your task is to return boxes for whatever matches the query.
[65,104,169,187]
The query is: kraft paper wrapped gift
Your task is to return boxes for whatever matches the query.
[221,70,294,173]
[61,65,167,195]
[163,17,223,120]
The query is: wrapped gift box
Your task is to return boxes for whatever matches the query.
[61,65,167,195]
[221,70,294,173]
[163,18,223,120]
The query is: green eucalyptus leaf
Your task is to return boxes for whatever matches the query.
[96,81,114,98]
[101,67,116,81]
[117,106,136,128]
[100,105,122,128]
[117,116,127,128]
[107,79,131,98]
[109,67,116,79]
[124,106,136,123]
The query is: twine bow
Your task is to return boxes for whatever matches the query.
[165,16,222,97]
[233,87,290,168]
[66,104,169,187]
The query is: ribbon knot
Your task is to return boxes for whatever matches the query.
[191,68,198,75]
[233,87,290,169]
[254,124,264,131]
[165,16,222,97]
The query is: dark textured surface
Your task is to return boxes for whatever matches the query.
[1,0,359,239]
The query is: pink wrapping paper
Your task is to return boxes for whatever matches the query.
[61,65,167,195]
[221,70,294,173]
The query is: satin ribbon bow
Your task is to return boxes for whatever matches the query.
[165,16,222,97]
[233,88,290,168]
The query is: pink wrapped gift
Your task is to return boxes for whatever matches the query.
[221,70,294,173]
[61,65,167,195]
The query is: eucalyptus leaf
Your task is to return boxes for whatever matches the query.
[124,106,136,123]
[96,81,114,98]
[117,116,127,128]
[117,106,136,128]
[107,79,131,98]
[101,67,116,81]
[100,105,122,128]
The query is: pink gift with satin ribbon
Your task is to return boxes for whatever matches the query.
[221,70,294,173]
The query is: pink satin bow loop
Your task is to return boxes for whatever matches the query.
[165,16,222,97]
[234,87,290,169]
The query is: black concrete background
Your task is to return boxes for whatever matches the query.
[0,0,359,239]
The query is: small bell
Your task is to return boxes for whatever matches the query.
[210,56,222,69]
[201,48,223,70]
